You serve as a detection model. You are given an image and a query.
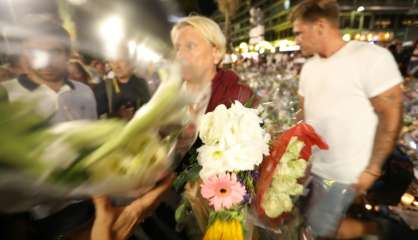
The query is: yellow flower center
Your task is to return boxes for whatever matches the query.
[213,150,224,159]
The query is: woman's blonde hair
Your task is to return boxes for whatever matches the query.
[171,16,226,59]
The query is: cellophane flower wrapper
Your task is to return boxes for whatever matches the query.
[0,64,197,213]
[251,122,328,232]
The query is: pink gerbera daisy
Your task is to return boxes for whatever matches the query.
[200,173,246,211]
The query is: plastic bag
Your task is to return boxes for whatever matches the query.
[253,122,328,228]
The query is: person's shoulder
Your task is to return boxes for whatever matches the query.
[300,56,318,73]
[303,56,317,65]
[221,68,240,79]
[130,75,148,84]
[71,80,90,90]
[216,68,240,86]
[0,78,22,95]
[349,41,391,58]
[225,70,253,93]
[1,78,19,88]
[70,80,95,96]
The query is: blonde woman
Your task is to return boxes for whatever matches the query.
[171,15,255,112]
[172,16,256,238]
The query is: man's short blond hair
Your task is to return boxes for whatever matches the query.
[289,0,340,27]
[171,16,226,58]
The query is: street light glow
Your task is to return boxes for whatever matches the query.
[357,6,365,12]
[99,16,124,58]
[342,33,351,42]
[136,44,161,63]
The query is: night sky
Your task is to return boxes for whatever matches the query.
[178,0,218,16]
[198,0,217,16]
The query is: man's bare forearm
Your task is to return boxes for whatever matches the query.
[368,88,403,173]
[368,116,401,173]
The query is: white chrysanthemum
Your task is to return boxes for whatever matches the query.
[199,105,233,146]
[197,101,270,178]
[197,145,231,179]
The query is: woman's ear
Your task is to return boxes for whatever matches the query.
[212,46,222,65]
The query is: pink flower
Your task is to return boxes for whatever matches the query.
[200,173,246,211]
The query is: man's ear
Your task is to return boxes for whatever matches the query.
[315,18,328,36]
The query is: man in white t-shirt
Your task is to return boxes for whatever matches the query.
[290,0,403,238]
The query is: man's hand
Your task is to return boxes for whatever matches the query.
[116,105,135,121]
[353,170,380,195]
[91,174,175,240]
[356,84,403,195]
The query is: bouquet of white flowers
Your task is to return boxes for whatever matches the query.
[176,101,270,240]
[0,65,192,212]
[255,123,328,227]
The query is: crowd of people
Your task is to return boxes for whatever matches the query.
[0,11,257,240]
[0,0,417,239]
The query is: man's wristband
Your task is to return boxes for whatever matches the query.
[364,168,382,177]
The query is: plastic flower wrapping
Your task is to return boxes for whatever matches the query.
[255,123,328,228]
[0,64,195,212]
[0,0,198,212]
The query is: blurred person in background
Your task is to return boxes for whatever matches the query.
[399,41,417,77]
[0,19,98,240]
[91,58,107,82]
[387,39,402,63]
[407,40,418,79]
[1,20,97,124]
[68,59,92,85]
[94,48,150,120]
[0,18,178,240]
[0,54,23,82]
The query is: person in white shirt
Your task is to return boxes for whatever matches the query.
[290,0,403,238]
[0,18,99,239]
[0,19,171,240]
[1,21,97,124]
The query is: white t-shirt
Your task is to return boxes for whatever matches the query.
[1,77,97,124]
[298,41,403,184]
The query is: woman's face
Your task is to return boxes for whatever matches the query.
[173,26,221,83]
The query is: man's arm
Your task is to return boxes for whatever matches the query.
[368,84,403,173]
[296,95,304,122]
[355,84,403,193]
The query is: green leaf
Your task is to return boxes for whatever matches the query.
[173,162,201,192]
[207,207,246,226]
[175,199,191,223]
[244,95,256,108]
